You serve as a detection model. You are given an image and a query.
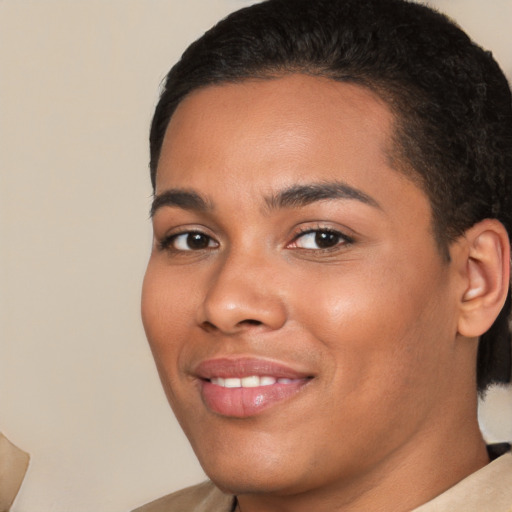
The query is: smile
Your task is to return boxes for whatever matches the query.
[195,358,313,417]
[210,376,297,388]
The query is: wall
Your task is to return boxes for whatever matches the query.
[0,1,510,511]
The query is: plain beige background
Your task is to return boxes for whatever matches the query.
[0,1,511,511]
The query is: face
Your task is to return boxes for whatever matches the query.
[142,75,462,497]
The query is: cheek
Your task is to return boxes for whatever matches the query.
[292,257,453,394]
[284,267,452,471]
[141,263,194,366]
[142,256,203,324]
[141,264,200,417]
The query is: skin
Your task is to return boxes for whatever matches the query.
[142,74,490,511]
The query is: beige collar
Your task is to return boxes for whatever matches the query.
[412,452,512,512]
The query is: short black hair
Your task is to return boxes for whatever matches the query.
[149,0,512,391]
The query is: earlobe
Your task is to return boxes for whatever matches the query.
[457,219,510,338]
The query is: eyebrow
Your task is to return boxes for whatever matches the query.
[150,180,380,217]
[264,181,381,210]
[150,189,212,217]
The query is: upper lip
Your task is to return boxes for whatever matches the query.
[194,357,313,380]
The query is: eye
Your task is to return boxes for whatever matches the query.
[289,228,351,250]
[161,231,218,252]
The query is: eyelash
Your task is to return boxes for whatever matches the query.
[158,230,218,253]
[157,226,354,254]
[288,226,354,251]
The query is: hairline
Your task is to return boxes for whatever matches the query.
[151,69,452,260]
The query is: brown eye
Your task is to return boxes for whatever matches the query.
[171,232,216,251]
[291,229,349,250]
[314,231,340,248]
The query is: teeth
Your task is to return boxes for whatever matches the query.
[224,378,241,388]
[241,376,260,388]
[210,376,283,388]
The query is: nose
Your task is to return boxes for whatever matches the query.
[197,252,287,334]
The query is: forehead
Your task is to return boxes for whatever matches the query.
[155,74,432,239]
[157,75,398,190]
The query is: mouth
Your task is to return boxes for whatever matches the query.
[194,358,313,418]
[210,375,299,388]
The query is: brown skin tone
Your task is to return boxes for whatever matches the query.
[142,75,502,511]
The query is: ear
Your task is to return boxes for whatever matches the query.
[457,219,510,338]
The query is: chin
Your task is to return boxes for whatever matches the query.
[195,443,306,495]
[207,470,297,497]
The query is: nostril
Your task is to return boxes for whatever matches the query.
[238,319,263,327]
[199,318,262,333]
[200,321,218,333]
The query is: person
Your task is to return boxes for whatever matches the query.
[135,0,512,510]
[0,433,29,512]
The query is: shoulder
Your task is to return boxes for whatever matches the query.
[132,481,235,512]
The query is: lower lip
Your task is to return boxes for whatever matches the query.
[200,379,309,418]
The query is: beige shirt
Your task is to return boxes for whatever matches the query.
[133,452,512,512]
[0,434,29,512]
